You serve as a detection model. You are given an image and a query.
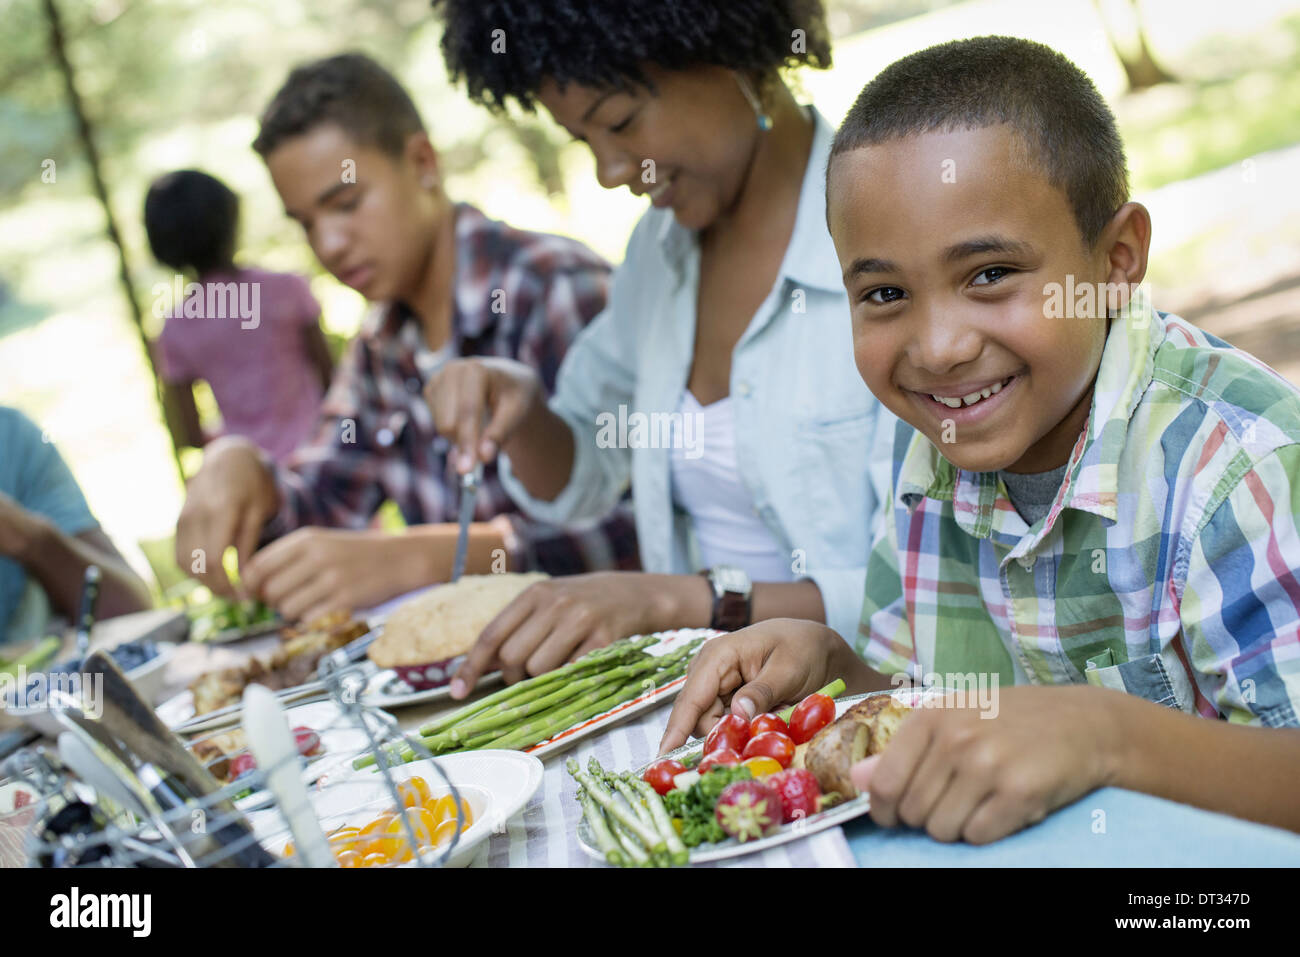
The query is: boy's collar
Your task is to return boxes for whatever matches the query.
[896,289,1163,540]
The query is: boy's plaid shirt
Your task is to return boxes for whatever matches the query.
[859,291,1300,728]
[263,203,640,576]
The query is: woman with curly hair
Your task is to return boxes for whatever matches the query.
[428,0,896,703]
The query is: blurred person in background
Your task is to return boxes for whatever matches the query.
[429,0,896,696]
[0,407,151,643]
[145,169,334,463]
[174,53,639,624]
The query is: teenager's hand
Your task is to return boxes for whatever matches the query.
[450,572,709,698]
[425,358,543,474]
[174,437,279,597]
[243,528,420,624]
[658,619,876,755]
[853,684,1122,844]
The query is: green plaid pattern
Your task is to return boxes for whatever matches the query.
[858,291,1300,728]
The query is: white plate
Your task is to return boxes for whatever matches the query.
[258,749,543,868]
[359,666,504,710]
[576,687,942,865]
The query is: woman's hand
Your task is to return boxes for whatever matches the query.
[658,618,881,754]
[853,684,1123,844]
[449,572,712,698]
[425,357,544,474]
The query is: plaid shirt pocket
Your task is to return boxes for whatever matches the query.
[1085,649,1195,714]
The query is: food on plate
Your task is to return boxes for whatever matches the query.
[366,572,548,669]
[188,596,278,641]
[787,691,837,744]
[190,725,323,783]
[714,779,781,842]
[642,758,687,796]
[741,730,796,768]
[748,712,790,738]
[571,681,853,866]
[282,775,474,866]
[804,694,915,798]
[766,769,828,824]
[569,757,689,867]
[356,633,707,768]
[188,611,367,714]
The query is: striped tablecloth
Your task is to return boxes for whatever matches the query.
[478,698,857,868]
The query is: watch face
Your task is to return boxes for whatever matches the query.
[712,566,751,596]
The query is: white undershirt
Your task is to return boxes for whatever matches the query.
[668,391,794,582]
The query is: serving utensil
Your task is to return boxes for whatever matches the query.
[450,462,483,583]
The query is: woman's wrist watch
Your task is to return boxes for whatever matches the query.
[702,565,753,632]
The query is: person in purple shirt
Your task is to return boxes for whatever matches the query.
[145,169,335,462]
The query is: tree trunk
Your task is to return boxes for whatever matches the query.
[41,0,187,482]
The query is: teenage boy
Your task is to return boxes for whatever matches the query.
[663,37,1300,844]
[175,53,638,623]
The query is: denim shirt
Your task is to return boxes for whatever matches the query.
[499,110,896,642]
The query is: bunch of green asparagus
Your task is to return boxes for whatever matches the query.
[354,634,705,769]
[569,757,689,867]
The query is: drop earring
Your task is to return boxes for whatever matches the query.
[735,74,772,131]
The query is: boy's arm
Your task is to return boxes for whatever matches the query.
[1114,443,1300,831]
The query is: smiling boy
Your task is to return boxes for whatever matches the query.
[663,36,1300,844]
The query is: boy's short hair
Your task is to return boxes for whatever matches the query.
[830,36,1129,247]
[253,52,426,158]
[143,169,238,275]
[434,0,832,114]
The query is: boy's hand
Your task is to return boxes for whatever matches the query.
[174,437,280,597]
[854,684,1123,844]
[425,357,543,474]
[658,619,877,755]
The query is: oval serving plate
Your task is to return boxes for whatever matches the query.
[576,686,947,865]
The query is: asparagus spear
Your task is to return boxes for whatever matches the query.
[628,775,689,866]
[568,758,664,854]
[577,787,626,867]
[606,810,651,867]
[415,635,659,737]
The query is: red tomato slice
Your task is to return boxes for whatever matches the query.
[697,748,742,774]
[643,759,687,796]
[788,693,836,745]
[749,712,790,738]
[704,714,750,756]
[741,731,796,768]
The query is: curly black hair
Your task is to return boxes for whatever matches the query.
[831,37,1129,248]
[433,0,831,113]
[143,170,239,275]
[253,53,426,158]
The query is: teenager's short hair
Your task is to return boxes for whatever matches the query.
[253,52,425,158]
[143,170,239,275]
[434,0,832,113]
[831,36,1129,247]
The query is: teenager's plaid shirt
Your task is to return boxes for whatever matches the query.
[858,292,1300,727]
[263,203,640,576]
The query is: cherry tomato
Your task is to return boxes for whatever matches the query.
[697,748,742,773]
[643,759,687,796]
[397,776,432,809]
[704,714,750,756]
[749,712,790,738]
[742,756,783,778]
[788,693,836,744]
[292,726,321,757]
[228,752,256,781]
[742,731,796,768]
